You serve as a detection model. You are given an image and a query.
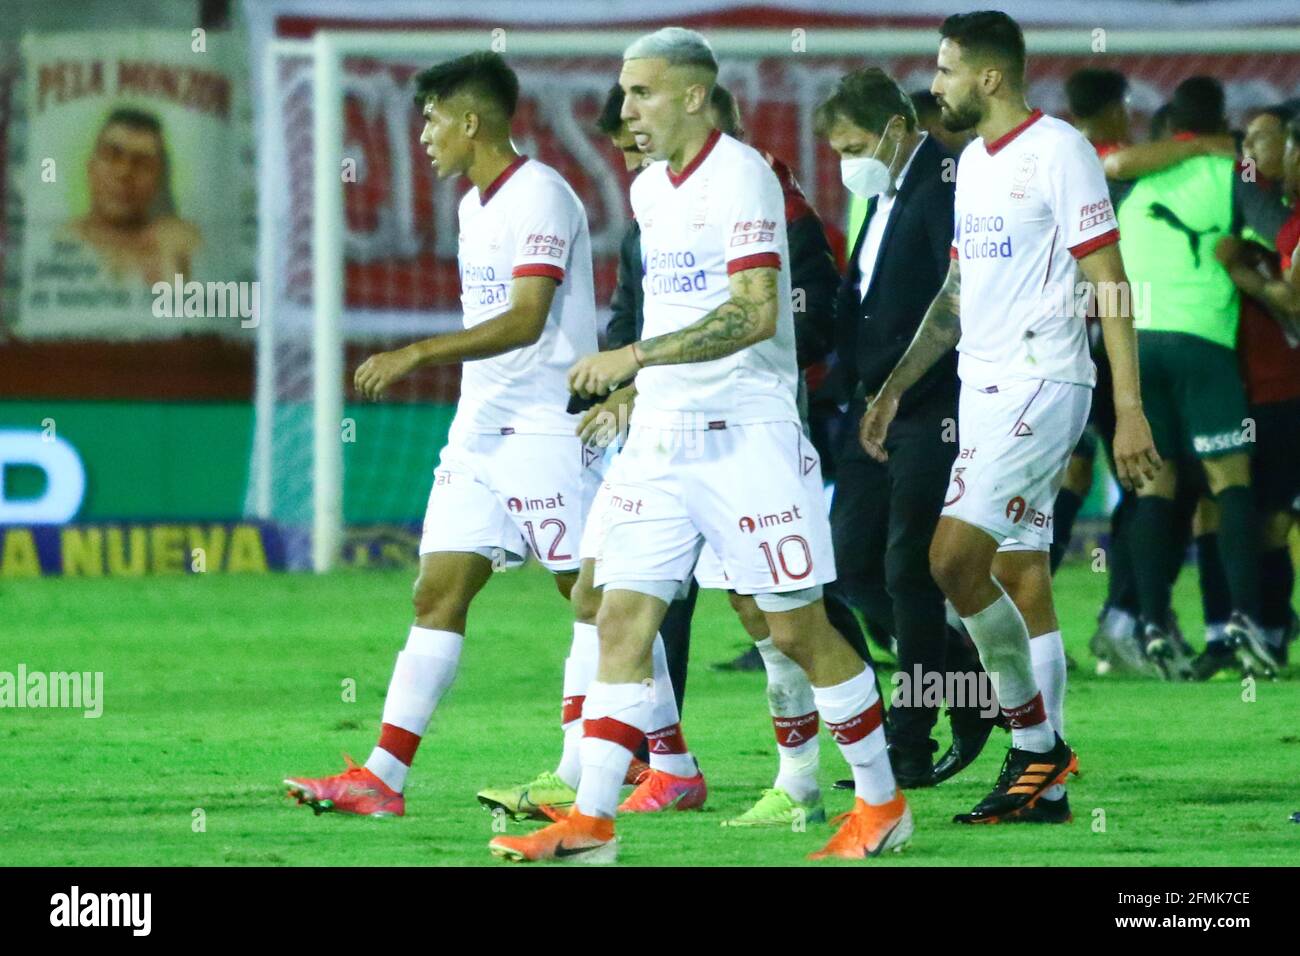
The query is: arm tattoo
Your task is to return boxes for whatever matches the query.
[883,260,962,395]
[637,267,778,366]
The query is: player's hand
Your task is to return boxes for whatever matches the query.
[355,347,419,400]
[1112,409,1161,492]
[578,385,636,447]
[859,389,900,462]
[568,346,639,399]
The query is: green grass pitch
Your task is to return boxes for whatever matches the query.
[2,562,1297,866]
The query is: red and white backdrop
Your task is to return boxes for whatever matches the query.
[244,0,1300,376]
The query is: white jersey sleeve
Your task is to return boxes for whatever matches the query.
[1049,130,1119,258]
[508,178,581,284]
[720,166,784,275]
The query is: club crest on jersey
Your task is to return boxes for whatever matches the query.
[1010,152,1036,200]
[738,504,804,533]
[506,493,566,513]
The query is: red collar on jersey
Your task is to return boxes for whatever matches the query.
[480,154,529,205]
[667,128,722,188]
[985,108,1044,156]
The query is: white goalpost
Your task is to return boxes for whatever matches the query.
[249,26,1300,571]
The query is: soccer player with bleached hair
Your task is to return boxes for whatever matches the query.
[281,50,664,817]
[489,27,910,863]
[861,11,1160,825]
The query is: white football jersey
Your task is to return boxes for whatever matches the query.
[951,110,1118,389]
[631,130,800,427]
[453,157,598,436]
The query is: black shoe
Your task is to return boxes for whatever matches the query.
[953,735,1078,824]
[1191,641,1237,681]
[833,778,853,790]
[890,744,935,790]
[931,714,995,786]
[1007,792,1072,824]
[711,645,764,672]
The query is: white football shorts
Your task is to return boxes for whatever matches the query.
[942,378,1091,552]
[591,419,836,595]
[420,431,601,573]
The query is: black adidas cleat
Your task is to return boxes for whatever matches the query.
[953,735,1078,825]
[1007,792,1073,824]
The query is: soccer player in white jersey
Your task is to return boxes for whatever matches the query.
[284,52,608,817]
[861,11,1160,825]
[490,27,908,864]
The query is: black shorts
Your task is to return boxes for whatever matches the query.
[1250,397,1300,513]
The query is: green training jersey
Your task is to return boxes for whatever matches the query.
[1118,154,1239,349]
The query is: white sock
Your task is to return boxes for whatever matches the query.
[555,622,599,788]
[1030,630,1068,800]
[575,680,653,819]
[961,586,1054,753]
[644,633,697,778]
[755,638,820,802]
[813,666,896,806]
[365,626,462,792]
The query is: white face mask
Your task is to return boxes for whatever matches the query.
[840,120,902,199]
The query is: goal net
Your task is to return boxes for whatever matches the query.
[247,27,1300,570]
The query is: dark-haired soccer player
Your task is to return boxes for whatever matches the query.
[282,51,649,816]
[861,10,1159,825]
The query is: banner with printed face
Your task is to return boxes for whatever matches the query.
[18,31,253,339]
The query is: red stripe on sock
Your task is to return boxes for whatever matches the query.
[646,723,688,755]
[1002,692,1048,730]
[773,711,818,748]
[824,699,883,745]
[377,723,420,765]
[561,695,585,725]
[583,716,644,753]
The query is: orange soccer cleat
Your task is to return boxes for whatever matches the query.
[617,767,707,813]
[284,755,405,818]
[489,807,617,864]
[809,793,913,860]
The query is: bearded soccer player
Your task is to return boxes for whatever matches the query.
[283,52,607,817]
[861,11,1159,825]
[489,27,908,863]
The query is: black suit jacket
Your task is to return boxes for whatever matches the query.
[834,134,959,421]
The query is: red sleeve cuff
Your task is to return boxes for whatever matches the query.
[512,263,565,284]
[949,245,959,260]
[1069,228,1120,260]
[727,252,781,275]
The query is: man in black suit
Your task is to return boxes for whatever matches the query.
[816,69,995,787]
